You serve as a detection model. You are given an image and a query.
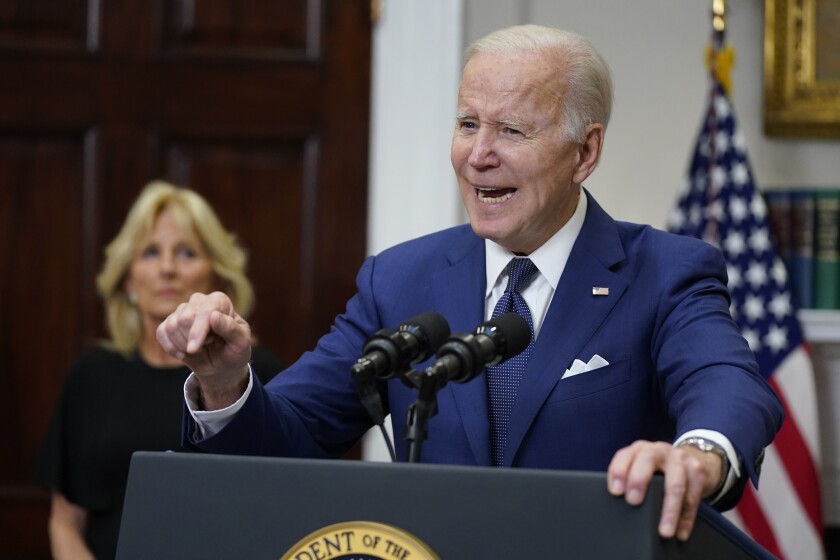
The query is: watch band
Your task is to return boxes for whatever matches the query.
[677,436,731,497]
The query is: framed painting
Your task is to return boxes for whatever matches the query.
[764,0,840,137]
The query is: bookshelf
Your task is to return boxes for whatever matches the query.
[799,309,840,343]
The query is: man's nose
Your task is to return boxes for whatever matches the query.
[467,131,500,168]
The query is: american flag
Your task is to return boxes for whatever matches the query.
[667,77,825,558]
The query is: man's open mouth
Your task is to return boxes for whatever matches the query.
[476,186,515,203]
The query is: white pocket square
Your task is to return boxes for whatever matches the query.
[562,354,609,379]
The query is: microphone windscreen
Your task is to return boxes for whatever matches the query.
[402,311,451,358]
[487,312,530,359]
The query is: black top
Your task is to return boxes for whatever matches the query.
[33,345,284,560]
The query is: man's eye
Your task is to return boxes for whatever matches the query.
[459,121,476,130]
[504,127,522,135]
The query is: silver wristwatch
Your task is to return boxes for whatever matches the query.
[677,436,730,496]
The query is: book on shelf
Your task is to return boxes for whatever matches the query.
[762,187,840,311]
[814,190,840,309]
[789,190,815,310]
[764,189,793,276]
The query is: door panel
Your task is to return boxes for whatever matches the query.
[0,1,371,557]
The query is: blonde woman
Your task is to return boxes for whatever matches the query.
[34,181,283,559]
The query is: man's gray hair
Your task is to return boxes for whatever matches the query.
[464,25,613,143]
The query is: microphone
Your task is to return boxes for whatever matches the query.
[425,312,530,383]
[352,312,450,426]
[352,311,451,380]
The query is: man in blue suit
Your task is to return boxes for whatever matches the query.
[158,25,783,541]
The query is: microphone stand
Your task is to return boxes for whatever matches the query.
[403,368,447,463]
[351,364,398,461]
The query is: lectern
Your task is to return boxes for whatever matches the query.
[117,451,777,559]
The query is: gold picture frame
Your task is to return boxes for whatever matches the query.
[764,0,840,137]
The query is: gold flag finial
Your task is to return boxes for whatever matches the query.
[706,0,734,95]
[712,0,726,33]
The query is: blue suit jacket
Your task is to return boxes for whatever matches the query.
[186,191,783,501]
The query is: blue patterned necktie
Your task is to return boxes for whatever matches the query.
[487,257,538,466]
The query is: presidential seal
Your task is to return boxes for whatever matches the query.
[280,521,440,560]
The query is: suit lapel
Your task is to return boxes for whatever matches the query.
[431,231,491,465]
[505,192,630,465]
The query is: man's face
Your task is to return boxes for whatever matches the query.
[451,51,588,255]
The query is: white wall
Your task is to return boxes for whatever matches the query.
[367,0,465,256]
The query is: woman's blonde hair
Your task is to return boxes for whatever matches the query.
[96,180,254,353]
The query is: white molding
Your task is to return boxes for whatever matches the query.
[800,310,840,344]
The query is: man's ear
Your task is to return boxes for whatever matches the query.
[572,124,605,184]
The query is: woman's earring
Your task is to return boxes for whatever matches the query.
[128,292,137,305]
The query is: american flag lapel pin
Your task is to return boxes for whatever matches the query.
[592,287,609,296]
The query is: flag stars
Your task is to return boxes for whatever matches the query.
[727,263,742,289]
[771,258,788,285]
[732,162,750,188]
[768,291,792,320]
[698,139,711,159]
[715,130,731,154]
[723,230,746,257]
[693,172,709,194]
[749,227,772,253]
[730,196,749,223]
[668,208,686,231]
[732,129,746,152]
[678,178,692,198]
[714,94,732,119]
[745,260,768,288]
[711,166,728,193]
[743,294,766,323]
[689,205,702,226]
[741,328,761,352]
[750,195,767,219]
[764,324,789,353]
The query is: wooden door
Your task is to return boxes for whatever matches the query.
[0,1,372,557]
